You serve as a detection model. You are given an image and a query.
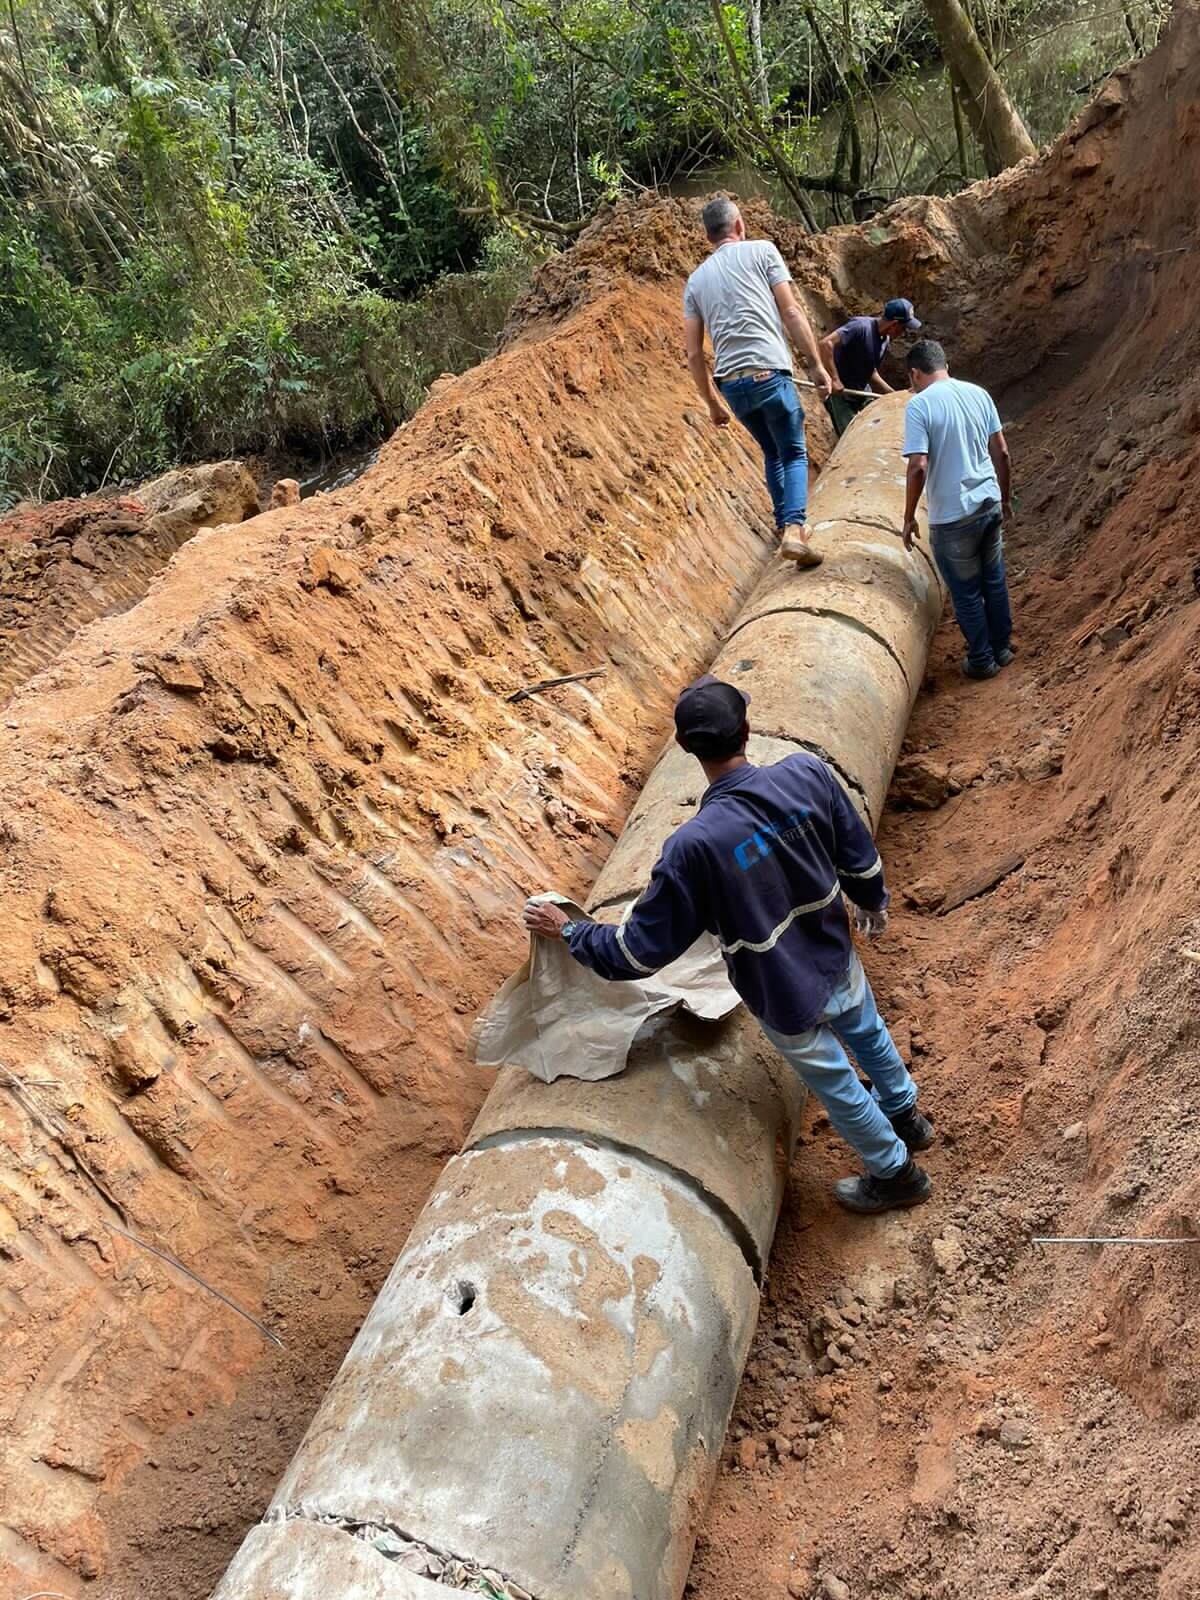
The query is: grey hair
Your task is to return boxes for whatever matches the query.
[906,338,948,375]
[701,196,740,242]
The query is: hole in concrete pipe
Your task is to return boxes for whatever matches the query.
[448,1280,477,1315]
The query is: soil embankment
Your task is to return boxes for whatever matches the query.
[2,5,1199,1596]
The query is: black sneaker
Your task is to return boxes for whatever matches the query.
[890,1106,935,1151]
[996,645,1016,667]
[833,1157,933,1215]
[962,658,1000,680]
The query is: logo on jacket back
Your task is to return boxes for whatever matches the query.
[733,809,812,871]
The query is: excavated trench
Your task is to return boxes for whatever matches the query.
[2,10,1200,1598]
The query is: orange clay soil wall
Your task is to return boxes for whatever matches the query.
[3,4,1200,1594]
[0,280,814,1594]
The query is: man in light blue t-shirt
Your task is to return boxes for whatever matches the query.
[901,339,1016,680]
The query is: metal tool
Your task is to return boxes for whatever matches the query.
[798,380,879,400]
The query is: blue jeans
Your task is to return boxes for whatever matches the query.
[763,953,915,1177]
[719,371,808,528]
[931,506,1013,673]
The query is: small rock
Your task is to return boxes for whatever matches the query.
[902,877,944,912]
[877,1371,894,1392]
[891,754,951,810]
[1098,624,1130,650]
[788,1578,807,1599]
[1061,1122,1087,1144]
[769,1431,793,1456]
[821,1575,851,1600]
[109,1032,163,1090]
[999,1418,1033,1451]
[151,656,205,694]
[303,546,361,593]
[269,477,302,508]
[71,535,101,569]
[931,1228,967,1275]
[811,1383,836,1419]
[1017,744,1064,782]
[736,1437,759,1471]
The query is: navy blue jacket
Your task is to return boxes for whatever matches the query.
[568,754,888,1035]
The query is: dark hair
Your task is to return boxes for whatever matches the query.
[679,722,749,762]
[906,338,948,375]
[701,196,739,243]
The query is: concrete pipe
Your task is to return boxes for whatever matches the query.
[212,393,940,1600]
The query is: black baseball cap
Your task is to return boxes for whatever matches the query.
[674,675,751,756]
[883,297,921,332]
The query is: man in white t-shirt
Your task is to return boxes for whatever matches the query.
[683,198,832,566]
[901,339,1016,680]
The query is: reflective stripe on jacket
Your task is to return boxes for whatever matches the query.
[567,753,888,1035]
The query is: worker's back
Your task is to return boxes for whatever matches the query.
[903,375,1002,526]
[682,239,793,379]
[660,752,879,1034]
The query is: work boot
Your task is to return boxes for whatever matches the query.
[781,523,822,567]
[996,644,1017,667]
[833,1157,932,1215]
[962,658,999,680]
[890,1105,935,1152]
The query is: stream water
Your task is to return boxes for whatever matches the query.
[671,0,1164,222]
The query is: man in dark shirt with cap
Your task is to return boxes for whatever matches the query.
[819,298,922,437]
[522,676,934,1214]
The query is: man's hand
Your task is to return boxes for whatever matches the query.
[901,515,921,552]
[1002,497,1016,528]
[853,905,889,941]
[829,371,845,394]
[523,898,570,939]
[709,399,733,428]
[811,363,833,401]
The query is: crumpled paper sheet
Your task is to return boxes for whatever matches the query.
[469,894,740,1083]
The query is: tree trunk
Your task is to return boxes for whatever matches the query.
[921,0,1035,174]
[747,0,769,111]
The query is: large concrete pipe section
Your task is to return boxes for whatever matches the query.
[212,392,941,1600]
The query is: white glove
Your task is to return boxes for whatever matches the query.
[853,905,889,940]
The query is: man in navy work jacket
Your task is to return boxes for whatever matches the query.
[818,298,922,438]
[523,677,934,1215]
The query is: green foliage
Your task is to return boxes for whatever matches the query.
[0,0,514,501]
[0,0,1170,503]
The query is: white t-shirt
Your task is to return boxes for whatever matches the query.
[903,377,1003,527]
[683,240,793,378]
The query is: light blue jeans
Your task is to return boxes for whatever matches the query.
[763,953,915,1177]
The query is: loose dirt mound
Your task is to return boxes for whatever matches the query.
[2,8,1199,1597]
[0,462,262,704]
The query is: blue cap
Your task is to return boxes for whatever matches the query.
[883,297,921,332]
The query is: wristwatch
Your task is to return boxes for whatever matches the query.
[560,921,579,940]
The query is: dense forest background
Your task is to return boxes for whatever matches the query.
[0,0,1168,502]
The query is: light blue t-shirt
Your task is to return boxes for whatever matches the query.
[903,377,1003,527]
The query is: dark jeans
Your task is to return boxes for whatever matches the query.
[930,505,1013,672]
[824,390,873,438]
[718,370,808,527]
